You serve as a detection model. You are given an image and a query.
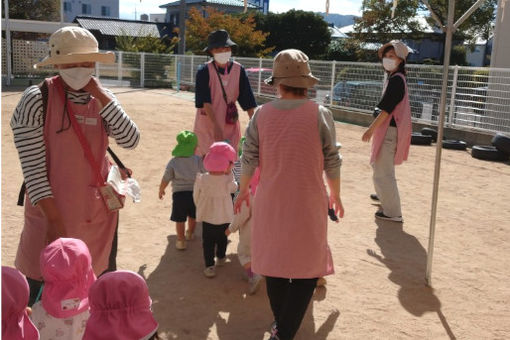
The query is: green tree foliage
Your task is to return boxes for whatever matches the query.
[185,7,272,57]
[324,39,359,61]
[115,30,178,54]
[254,10,331,60]
[450,44,468,65]
[2,0,59,21]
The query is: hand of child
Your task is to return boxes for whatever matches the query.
[120,167,133,180]
[362,128,373,142]
[225,229,231,236]
[159,188,165,200]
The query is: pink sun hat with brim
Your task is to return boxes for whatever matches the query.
[204,142,237,172]
[83,270,158,340]
[2,266,40,340]
[40,238,96,319]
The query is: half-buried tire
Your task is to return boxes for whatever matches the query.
[411,132,432,145]
[491,133,510,156]
[442,140,467,150]
[421,127,438,142]
[471,145,509,162]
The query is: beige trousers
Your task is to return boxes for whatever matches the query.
[372,127,402,217]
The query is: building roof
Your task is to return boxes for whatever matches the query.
[160,0,258,9]
[74,16,163,37]
[329,26,348,39]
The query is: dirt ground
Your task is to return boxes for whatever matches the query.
[2,88,510,340]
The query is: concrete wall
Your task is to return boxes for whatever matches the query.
[64,0,119,22]
[491,0,510,69]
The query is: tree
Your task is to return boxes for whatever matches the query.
[324,39,359,61]
[2,0,59,21]
[185,7,272,57]
[255,10,332,60]
[115,31,178,54]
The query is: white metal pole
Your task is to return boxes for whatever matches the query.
[190,54,194,83]
[448,65,459,126]
[118,51,123,82]
[329,60,336,105]
[4,0,12,85]
[257,57,262,96]
[140,52,145,88]
[426,0,455,287]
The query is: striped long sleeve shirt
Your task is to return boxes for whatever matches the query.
[10,85,140,206]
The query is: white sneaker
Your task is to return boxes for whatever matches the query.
[185,230,194,241]
[216,257,227,266]
[248,274,263,295]
[175,240,187,250]
[203,266,216,278]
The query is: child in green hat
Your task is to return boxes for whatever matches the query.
[159,131,205,250]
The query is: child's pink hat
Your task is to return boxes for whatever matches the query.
[83,270,158,340]
[204,142,236,172]
[40,238,96,318]
[1,266,40,340]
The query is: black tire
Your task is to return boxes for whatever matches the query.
[442,140,467,150]
[421,127,438,142]
[471,145,509,162]
[411,132,432,145]
[491,133,510,156]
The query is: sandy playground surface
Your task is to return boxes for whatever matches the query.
[2,87,510,340]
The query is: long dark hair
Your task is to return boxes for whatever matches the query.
[382,46,407,76]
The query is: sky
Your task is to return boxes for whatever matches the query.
[119,0,363,20]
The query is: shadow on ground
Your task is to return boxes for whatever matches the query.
[367,219,457,340]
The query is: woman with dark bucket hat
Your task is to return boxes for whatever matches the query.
[10,26,140,305]
[235,49,344,340]
[193,29,257,155]
[362,40,412,223]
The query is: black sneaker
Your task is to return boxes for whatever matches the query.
[375,211,403,223]
[370,194,380,201]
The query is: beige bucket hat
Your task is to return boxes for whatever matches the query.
[265,49,319,89]
[35,26,115,68]
[378,40,411,60]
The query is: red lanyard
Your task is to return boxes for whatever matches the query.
[54,77,105,187]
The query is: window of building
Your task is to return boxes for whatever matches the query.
[82,4,91,15]
[101,6,110,16]
[63,2,72,12]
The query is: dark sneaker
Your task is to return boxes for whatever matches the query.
[370,194,380,201]
[375,211,403,223]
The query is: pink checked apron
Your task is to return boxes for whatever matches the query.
[251,100,334,279]
[15,76,117,280]
[193,61,241,155]
[370,72,412,165]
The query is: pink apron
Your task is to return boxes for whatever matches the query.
[251,100,334,279]
[15,76,117,280]
[193,61,241,156]
[370,73,412,165]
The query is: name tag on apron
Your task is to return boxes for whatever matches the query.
[85,117,98,126]
[75,115,85,124]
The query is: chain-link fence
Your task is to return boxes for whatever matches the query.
[3,40,510,133]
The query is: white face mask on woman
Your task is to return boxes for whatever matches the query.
[382,58,399,72]
[213,51,232,65]
[59,67,95,91]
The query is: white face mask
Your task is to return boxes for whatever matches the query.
[213,51,232,65]
[59,67,94,90]
[382,58,399,72]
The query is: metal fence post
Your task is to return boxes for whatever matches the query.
[174,55,178,84]
[257,58,262,96]
[448,65,459,126]
[176,60,181,92]
[329,60,336,106]
[140,52,145,88]
[190,54,194,84]
[117,51,123,82]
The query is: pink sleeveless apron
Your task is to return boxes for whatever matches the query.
[251,100,334,279]
[370,73,412,165]
[15,76,118,280]
[193,61,241,156]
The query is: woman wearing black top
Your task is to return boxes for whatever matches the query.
[362,40,412,222]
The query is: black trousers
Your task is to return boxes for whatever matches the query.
[202,222,229,267]
[266,276,318,340]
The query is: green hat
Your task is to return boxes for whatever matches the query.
[238,136,246,157]
[172,131,197,157]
